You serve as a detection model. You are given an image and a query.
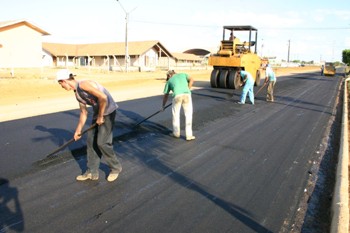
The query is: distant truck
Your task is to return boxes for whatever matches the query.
[322,62,336,76]
[208,25,262,89]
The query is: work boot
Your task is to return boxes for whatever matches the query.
[186,136,196,141]
[76,172,99,181]
[107,172,120,182]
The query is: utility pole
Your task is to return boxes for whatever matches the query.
[287,40,290,63]
[116,0,136,73]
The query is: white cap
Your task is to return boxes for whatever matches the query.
[56,69,75,81]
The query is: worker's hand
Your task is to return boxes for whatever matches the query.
[96,116,105,125]
[74,132,82,141]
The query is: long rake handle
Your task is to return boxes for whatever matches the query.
[134,103,172,127]
[256,81,268,95]
[45,123,97,157]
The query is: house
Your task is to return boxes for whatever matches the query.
[183,48,212,67]
[42,40,174,72]
[0,19,49,68]
[166,52,203,67]
[0,19,207,71]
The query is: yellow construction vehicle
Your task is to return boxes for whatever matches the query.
[208,25,262,89]
[322,62,336,76]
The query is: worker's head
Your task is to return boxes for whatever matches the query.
[236,68,243,79]
[56,69,76,91]
[56,69,75,82]
[166,70,175,81]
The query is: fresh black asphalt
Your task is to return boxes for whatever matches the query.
[0,71,342,232]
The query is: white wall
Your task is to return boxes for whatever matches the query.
[0,24,43,68]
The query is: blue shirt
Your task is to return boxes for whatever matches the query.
[240,70,254,85]
[265,66,276,82]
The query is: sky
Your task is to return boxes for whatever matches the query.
[1,0,350,63]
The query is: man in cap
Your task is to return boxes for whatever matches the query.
[56,69,122,182]
[161,70,195,141]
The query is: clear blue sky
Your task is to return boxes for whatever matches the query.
[2,0,350,62]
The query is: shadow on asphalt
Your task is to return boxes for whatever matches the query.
[0,178,24,232]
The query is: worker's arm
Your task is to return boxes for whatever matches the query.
[237,72,245,86]
[74,102,88,141]
[264,67,270,83]
[188,76,194,89]
[241,74,247,85]
[161,94,169,111]
[79,81,107,125]
[264,75,269,84]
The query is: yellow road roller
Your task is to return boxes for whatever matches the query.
[208,25,262,89]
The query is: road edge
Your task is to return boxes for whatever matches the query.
[331,76,350,233]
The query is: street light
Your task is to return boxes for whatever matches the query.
[116,0,136,73]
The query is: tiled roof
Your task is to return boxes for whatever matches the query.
[43,40,173,57]
[172,52,202,61]
[0,19,50,35]
[42,43,77,56]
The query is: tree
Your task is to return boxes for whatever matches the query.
[342,49,350,65]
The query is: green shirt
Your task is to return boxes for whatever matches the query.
[163,73,191,97]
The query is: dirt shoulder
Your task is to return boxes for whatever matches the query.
[0,66,319,122]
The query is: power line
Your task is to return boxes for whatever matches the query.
[260,27,350,30]
[131,20,350,31]
[131,20,220,28]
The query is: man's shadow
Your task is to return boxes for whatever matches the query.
[33,125,86,150]
[32,125,90,173]
[0,178,24,232]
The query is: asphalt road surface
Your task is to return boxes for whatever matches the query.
[0,71,342,232]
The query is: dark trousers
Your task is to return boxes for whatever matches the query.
[86,111,122,174]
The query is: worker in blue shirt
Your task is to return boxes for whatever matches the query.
[237,68,254,105]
